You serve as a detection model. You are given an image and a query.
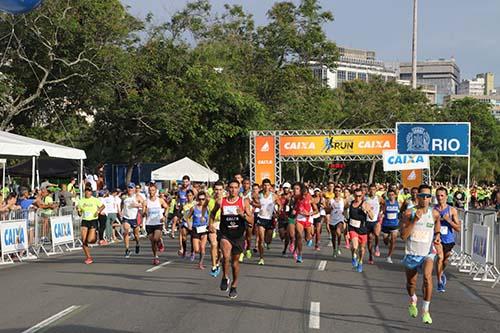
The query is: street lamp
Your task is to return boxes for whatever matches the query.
[411,0,418,89]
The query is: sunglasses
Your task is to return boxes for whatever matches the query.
[354,194,363,198]
[417,193,432,198]
[198,197,206,201]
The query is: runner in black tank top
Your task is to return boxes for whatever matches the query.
[348,189,374,273]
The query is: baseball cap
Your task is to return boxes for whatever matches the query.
[127,182,135,189]
[314,188,321,193]
[283,182,291,188]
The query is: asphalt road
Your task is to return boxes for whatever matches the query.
[1,234,499,333]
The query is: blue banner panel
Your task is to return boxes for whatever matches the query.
[396,122,470,156]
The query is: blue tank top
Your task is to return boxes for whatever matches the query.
[192,206,208,228]
[178,189,188,205]
[434,205,454,244]
[382,200,399,227]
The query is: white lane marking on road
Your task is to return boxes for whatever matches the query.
[22,305,81,333]
[309,302,320,329]
[146,260,172,272]
[318,260,327,271]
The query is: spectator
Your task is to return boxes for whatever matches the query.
[59,184,73,208]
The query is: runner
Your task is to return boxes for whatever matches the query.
[180,190,196,259]
[365,184,382,264]
[401,184,441,325]
[343,188,353,249]
[434,186,461,293]
[381,188,400,264]
[250,183,261,254]
[401,187,419,212]
[277,182,292,256]
[326,185,347,258]
[143,183,169,265]
[77,184,104,264]
[254,179,280,265]
[187,192,210,269]
[208,181,224,276]
[348,188,374,272]
[312,188,325,251]
[293,182,314,263]
[121,183,146,258]
[210,179,253,299]
[240,178,253,262]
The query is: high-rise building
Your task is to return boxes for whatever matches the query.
[310,47,397,89]
[444,94,500,121]
[476,72,495,95]
[458,76,485,96]
[399,58,460,105]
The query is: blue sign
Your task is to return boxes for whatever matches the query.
[396,122,470,156]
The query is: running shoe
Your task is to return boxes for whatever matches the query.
[306,239,313,247]
[229,287,238,299]
[296,255,303,263]
[272,230,277,239]
[125,249,131,258]
[293,251,298,261]
[281,250,286,257]
[437,282,445,293]
[375,246,381,257]
[422,312,432,324]
[158,241,165,253]
[252,248,258,253]
[190,253,195,262]
[245,249,252,259]
[239,253,244,263]
[351,258,358,269]
[314,246,321,252]
[220,277,230,291]
[408,304,418,318]
[368,259,374,265]
[210,266,220,278]
[386,257,393,264]
[357,263,363,273]
[289,242,295,253]
[84,257,93,265]
[332,252,337,258]
[336,249,342,256]
[135,244,140,254]
[258,258,265,266]
[153,257,160,266]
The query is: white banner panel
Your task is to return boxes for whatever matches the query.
[0,219,28,254]
[382,149,430,172]
[472,224,490,265]
[50,215,74,246]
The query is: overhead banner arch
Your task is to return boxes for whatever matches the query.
[250,128,397,186]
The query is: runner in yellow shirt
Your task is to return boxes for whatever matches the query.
[77,184,104,264]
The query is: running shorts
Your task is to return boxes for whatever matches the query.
[146,224,162,235]
[366,221,378,234]
[122,218,138,228]
[381,225,399,234]
[256,217,274,230]
[220,235,244,256]
[402,254,436,272]
[348,230,367,245]
[81,219,98,229]
[313,216,322,225]
[297,220,312,228]
[442,242,455,256]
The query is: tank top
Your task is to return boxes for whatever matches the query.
[220,197,246,239]
[383,200,400,227]
[192,205,208,228]
[295,195,312,223]
[329,198,345,225]
[365,195,380,222]
[178,189,188,205]
[434,205,455,244]
[349,201,367,234]
[146,197,162,226]
[312,197,321,219]
[258,192,274,219]
[405,207,435,257]
[278,196,289,220]
[122,195,139,220]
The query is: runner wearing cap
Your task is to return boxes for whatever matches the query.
[77,184,104,264]
[121,182,146,258]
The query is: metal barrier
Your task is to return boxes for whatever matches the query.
[0,208,38,262]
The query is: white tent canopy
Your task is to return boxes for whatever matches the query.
[151,157,219,182]
[0,130,86,160]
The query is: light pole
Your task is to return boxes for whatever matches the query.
[411,0,418,89]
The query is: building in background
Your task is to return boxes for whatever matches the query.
[399,58,460,105]
[477,72,495,95]
[310,47,397,89]
[444,94,500,121]
[458,75,485,95]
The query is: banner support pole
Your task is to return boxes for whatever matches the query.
[465,124,471,211]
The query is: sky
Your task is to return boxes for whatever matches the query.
[121,0,500,85]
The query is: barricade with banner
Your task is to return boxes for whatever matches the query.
[49,215,76,254]
[0,219,29,264]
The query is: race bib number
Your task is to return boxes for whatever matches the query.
[285,206,290,212]
[350,219,361,228]
[411,229,433,243]
[440,226,449,235]
[223,205,238,216]
[320,209,326,216]
[83,211,93,219]
[387,213,397,220]
[196,225,208,234]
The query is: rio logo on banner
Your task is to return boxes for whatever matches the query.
[255,136,276,185]
[383,149,429,172]
[396,122,470,156]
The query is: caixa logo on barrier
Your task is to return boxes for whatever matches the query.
[54,221,72,238]
[4,226,25,246]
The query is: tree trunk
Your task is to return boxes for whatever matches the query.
[295,162,300,182]
[126,161,135,185]
[368,160,377,185]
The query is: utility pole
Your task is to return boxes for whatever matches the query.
[411,0,418,89]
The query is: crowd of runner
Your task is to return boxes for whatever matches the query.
[1,175,499,325]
